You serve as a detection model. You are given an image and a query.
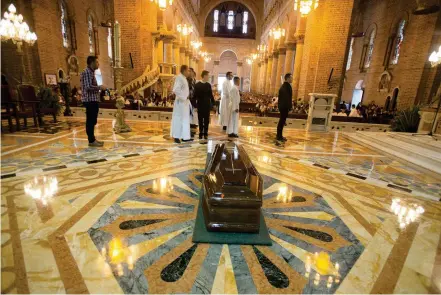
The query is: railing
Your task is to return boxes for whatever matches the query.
[120,66,160,95]
[159,62,177,76]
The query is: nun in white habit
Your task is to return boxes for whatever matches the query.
[170,66,191,143]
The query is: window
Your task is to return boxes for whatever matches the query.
[242,11,248,34]
[346,37,354,71]
[364,28,376,68]
[60,1,69,48]
[88,14,94,54]
[391,20,405,65]
[213,10,219,32]
[95,69,103,86]
[227,10,234,30]
[107,28,112,59]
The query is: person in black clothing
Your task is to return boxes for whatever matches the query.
[194,70,215,140]
[277,73,293,141]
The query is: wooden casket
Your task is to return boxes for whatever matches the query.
[202,143,263,233]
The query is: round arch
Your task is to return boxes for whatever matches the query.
[202,0,258,27]
[219,49,238,60]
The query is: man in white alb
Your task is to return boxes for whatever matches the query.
[219,71,233,131]
[227,76,241,138]
[171,65,192,143]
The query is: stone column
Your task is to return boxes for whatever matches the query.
[180,47,186,67]
[173,41,180,68]
[186,51,191,68]
[261,58,268,93]
[284,42,296,75]
[237,61,243,90]
[213,60,220,84]
[275,47,286,95]
[265,56,273,94]
[292,17,307,100]
[193,57,199,75]
[270,52,279,95]
[251,61,258,92]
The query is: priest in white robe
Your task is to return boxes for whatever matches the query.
[170,65,191,143]
[219,71,233,130]
[227,76,241,138]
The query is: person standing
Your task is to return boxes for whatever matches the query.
[194,70,215,140]
[171,65,191,143]
[227,76,241,138]
[219,71,233,130]
[188,68,197,138]
[80,56,104,147]
[276,73,293,142]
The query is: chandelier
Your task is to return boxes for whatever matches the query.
[294,0,319,16]
[257,44,267,52]
[0,4,37,46]
[428,45,441,67]
[269,26,285,40]
[204,56,211,62]
[246,57,253,65]
[150,0,173,11]
[191,40,202,49]
[177,24,193,36]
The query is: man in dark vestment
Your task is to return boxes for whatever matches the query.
[194,70,215,140]
[276,73,293,142]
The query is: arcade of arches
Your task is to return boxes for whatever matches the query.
[1,0,441,294]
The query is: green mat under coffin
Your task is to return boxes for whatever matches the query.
[191,190,272,246]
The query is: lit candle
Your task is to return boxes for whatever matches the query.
[117,263,124,276]
[314,273,320,286]
[101,247,107,256]
[128,255,134,270]
[327,276,333,288]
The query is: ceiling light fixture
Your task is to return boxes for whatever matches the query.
[294,0,319,16]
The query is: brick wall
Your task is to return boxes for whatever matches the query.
[1,0,114,90]
[298,0,354,101]
[342,0,438,110]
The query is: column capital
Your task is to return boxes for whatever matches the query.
[237,61,243,67]
[285,42,296,50]
[295,33,305,44]
[214,60,220,66]
[268,56,273,61]
[272,52,279,58]
[278,47,287,55]
[180,47,186,53]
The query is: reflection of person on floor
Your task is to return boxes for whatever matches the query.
[194,70,215,140]
[219,71,233,130]
[277,73,293,142]
[227,76,240,138]
[170,65,191,144]
[80,55,105,147]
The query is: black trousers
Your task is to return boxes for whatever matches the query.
[84,101,99,143]
[198,109,210,136]
[277,109,289,138]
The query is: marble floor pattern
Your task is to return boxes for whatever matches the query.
[1,117,441,294]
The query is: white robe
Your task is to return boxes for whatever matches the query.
[219,79,232,126]
[227,85,240,135]
[170,74,191,140]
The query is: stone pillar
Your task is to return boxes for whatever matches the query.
[173,42,180,68]
[292,17,307,100]
[193,57,199,75]
[270,52,279,95]
[284,42,296,75]
[261,58,268,93]
[237,61,243,78]
[164,39,173,63]
[186,51,191,68]
[180,47,186,67]
[265,56,273,94]
[213,60,220,84]
[275,48,286,95]
[251,62,258,92]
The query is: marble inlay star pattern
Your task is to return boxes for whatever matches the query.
[2,117,441,294]
[88,169,363,294]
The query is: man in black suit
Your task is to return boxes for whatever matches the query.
[277,73,293,141]
[194,70,215,139]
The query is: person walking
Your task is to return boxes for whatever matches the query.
[194,70,215,140]
[80,56,104,147]
[276,73,293,142]
[170,65,191,143]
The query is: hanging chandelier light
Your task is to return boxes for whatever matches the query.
[294,0,319,16]
[0,4,37,46]
[191,40,202,49]
[246,57,253,65]
[204,56,211,62]
[428,45,441,67]
[257,44,267,52]
[150,0,173,11]
[177,23,193,36]
[269,26,285,40]
[252,53,258,60]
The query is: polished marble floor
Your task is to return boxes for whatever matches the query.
[1,117,441,294]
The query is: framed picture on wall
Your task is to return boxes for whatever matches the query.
[45,73,58,86]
